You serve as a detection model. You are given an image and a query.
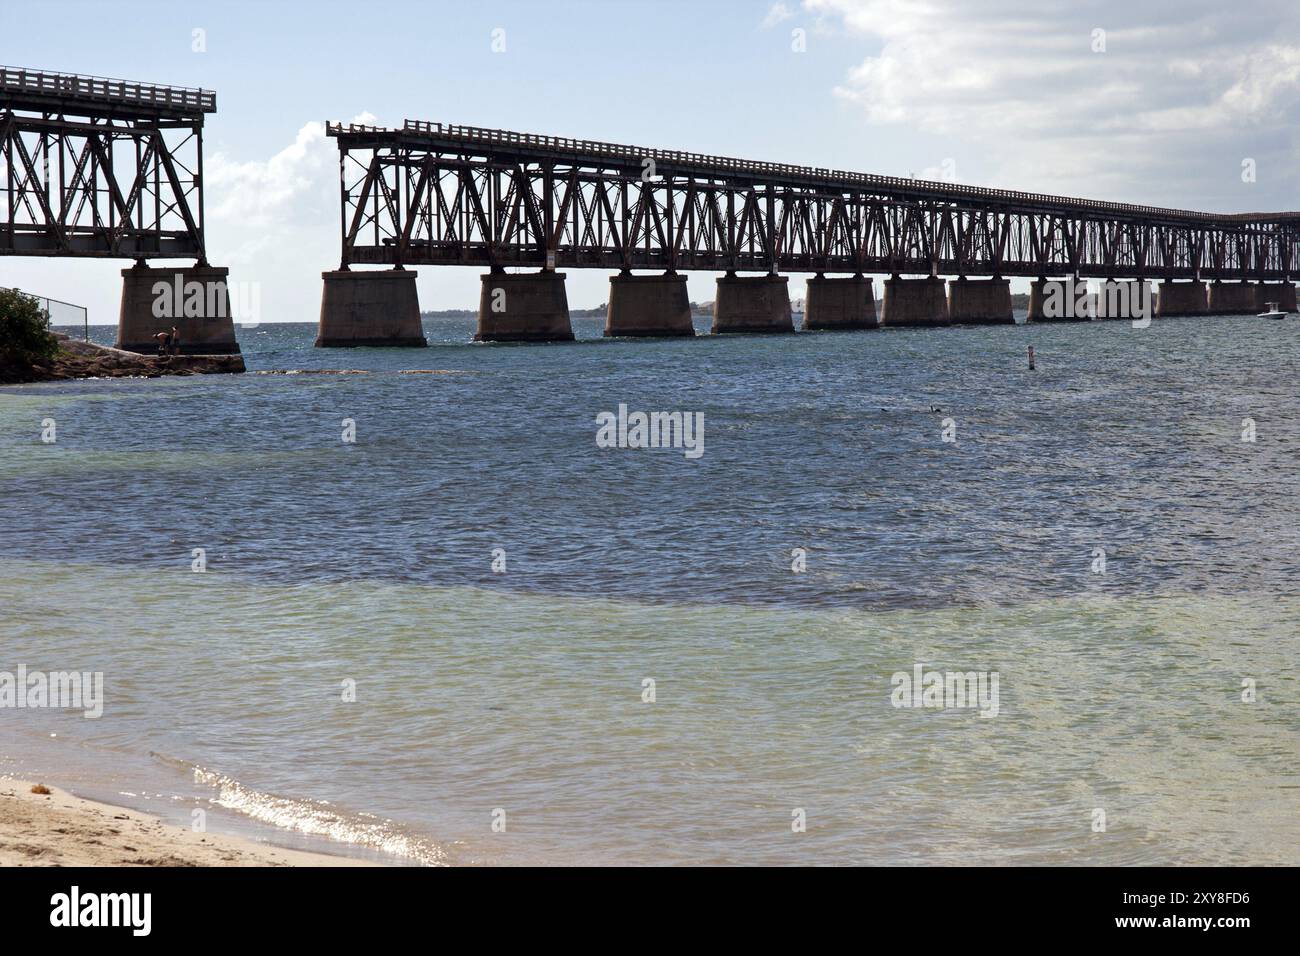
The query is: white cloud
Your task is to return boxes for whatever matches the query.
[761,2,797,29]
[203,113,377,322]
[808,0,1300,210]
[207,122,332,230]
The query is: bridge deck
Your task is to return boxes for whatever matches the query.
[328,120,1298,230]
[0,66,215,119]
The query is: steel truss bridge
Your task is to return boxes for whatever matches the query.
[0,66,214,260]
[330,120,1300,281]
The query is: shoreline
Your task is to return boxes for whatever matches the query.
[0,777,379,867]
[0,335,244,385]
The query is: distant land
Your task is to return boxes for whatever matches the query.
[422,302,712,319]
[420,293,1032,319]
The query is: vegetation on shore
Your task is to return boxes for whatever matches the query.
[0,288,58,380]
[1,289,244,384]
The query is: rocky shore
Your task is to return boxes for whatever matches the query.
[0,334,245,385]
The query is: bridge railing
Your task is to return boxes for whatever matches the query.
[0,65,215,113]
[325,120,1300,229]
[377,119,1296,228]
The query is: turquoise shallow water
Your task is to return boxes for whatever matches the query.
[1,314,1297,864]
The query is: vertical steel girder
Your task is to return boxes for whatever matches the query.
[0,112,206,259]
[332,127,1298,280]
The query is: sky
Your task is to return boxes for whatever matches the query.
[3,0,1299,322]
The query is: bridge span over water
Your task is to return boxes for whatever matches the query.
[2,64,1295,351]
[0,66,239,354]
[319,119,1300,343]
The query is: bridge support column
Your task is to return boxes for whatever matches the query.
[711,274,793,334]
[947,277,1014,324]
[115,263,241,354]
[316,268,426,347]
[882,276,949,327]
[476,270,574,342]
[1155,281,1207,317]
[1094,280,1152,321]
[1255,282,1297,312]
[1027,279,1089,322]
[802,275,878,330]
[1208,280,1260,315]
[604,272,695,337]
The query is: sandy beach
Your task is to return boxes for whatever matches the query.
[0,778,374,867]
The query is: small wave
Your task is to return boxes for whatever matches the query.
[162,758,444,865]
[253,369,371,375]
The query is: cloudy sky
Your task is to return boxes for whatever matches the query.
[4,0,1298,321]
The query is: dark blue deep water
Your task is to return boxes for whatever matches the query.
[14,314,1300,606]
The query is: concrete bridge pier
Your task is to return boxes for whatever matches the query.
[711,273,794,334]
[1155,280,1208,317]
[802,274,878,330]
[1208,280,1260,315]
[476,270,574,342]
[1027,278,1089,322]
[605,271,695,337]
[1255,281,1297,312]
[316,268,427,347]
[1094,280,1151,321]
[947,277,1014,324]
[116,262,241,354]
[882,275,949,327]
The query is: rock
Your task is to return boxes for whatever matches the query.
[1,343,244,384]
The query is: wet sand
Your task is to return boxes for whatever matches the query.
[0,777,375,867]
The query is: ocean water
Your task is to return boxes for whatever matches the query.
[1,312,1297,865]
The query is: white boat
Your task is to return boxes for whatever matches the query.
[1256,301,1288,319]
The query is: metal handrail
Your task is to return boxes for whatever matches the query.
[0,65,215,112]
[331,119,1298,228]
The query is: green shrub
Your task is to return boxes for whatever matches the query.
[0,287,56,364]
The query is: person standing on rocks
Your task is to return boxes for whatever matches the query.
[170,326,180,356]
[154,329,171,357]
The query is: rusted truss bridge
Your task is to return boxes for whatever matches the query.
[0,66,214,259]
[0,66,237,353]
[2,64,1295,352]
[330,119,1300,282]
